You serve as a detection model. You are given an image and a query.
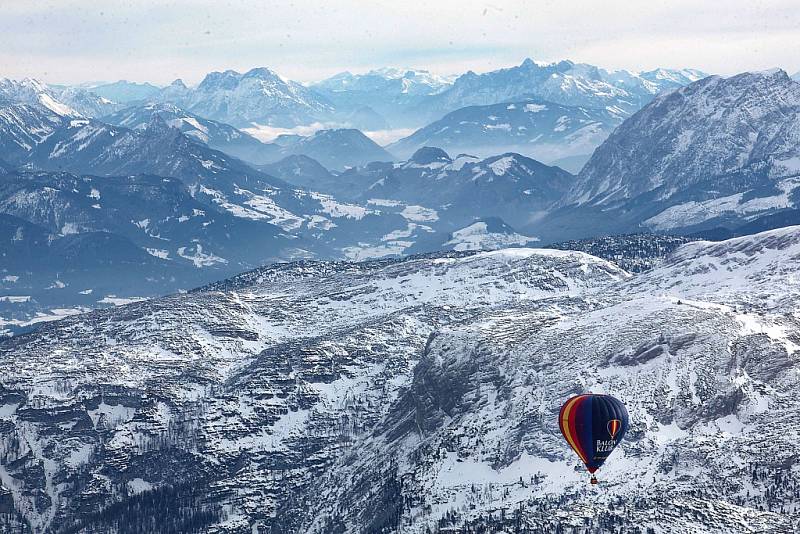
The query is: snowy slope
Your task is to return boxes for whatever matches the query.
[2,228,800,532]
[568,69,800,207]
[102,102,280,165]
[0,248,627,532]
[303,227,800,533]
[441,218,538,251]
[0,78,119,118]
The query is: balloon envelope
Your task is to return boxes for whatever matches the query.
[558,393,628,474]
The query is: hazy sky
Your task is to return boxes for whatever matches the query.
[1,0,799,85]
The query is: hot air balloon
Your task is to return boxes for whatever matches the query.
[558,393,628,484]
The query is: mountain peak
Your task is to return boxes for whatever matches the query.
[410,146,451,165]
[309,128,365,140]
[197,69,243,91]
[143,113,180,137]
[243,67,283,81]
[567,67,800,209]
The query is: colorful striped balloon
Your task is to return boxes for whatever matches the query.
[558,393,629,484]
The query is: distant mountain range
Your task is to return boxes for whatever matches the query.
[0,77,120,118]
[0,58,709,170]
[311,67,455,128]
[5,63,800,331]
[388,98,621,170]
[272,128,393,170]
[152,67,334,128]
[87,80,161,103]
[414,59,706,123]
[102,102,280,165]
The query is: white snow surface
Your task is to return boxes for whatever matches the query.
[444,221,539,251]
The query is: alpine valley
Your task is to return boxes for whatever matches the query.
[2,53,800,534]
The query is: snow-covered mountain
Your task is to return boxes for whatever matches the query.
[0,101,396,267]
[0,103,278,192]
[0,168,310,333]
[439,217,538,251]
[3,101,565,320]
[154,67,334,128]
[88,80,162,103]
[418,59,706,123]
[274,128,394,170]
[312,67,455,128]
[0,246,629,531]
[0,102,66,159]
[315,67,454,98]
[49,85,121,118]
[1,227,798,532]
[259,154,336,191]
[305,227,800,533]
[0,78,120,118]
[337,147,574,232]
[102,103,280,165]
[389,98,621,166]
[0,78,82,117]
[555,69,800,238]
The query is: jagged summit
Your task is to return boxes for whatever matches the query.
[153,66,333,128]
[423,58,709,123]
